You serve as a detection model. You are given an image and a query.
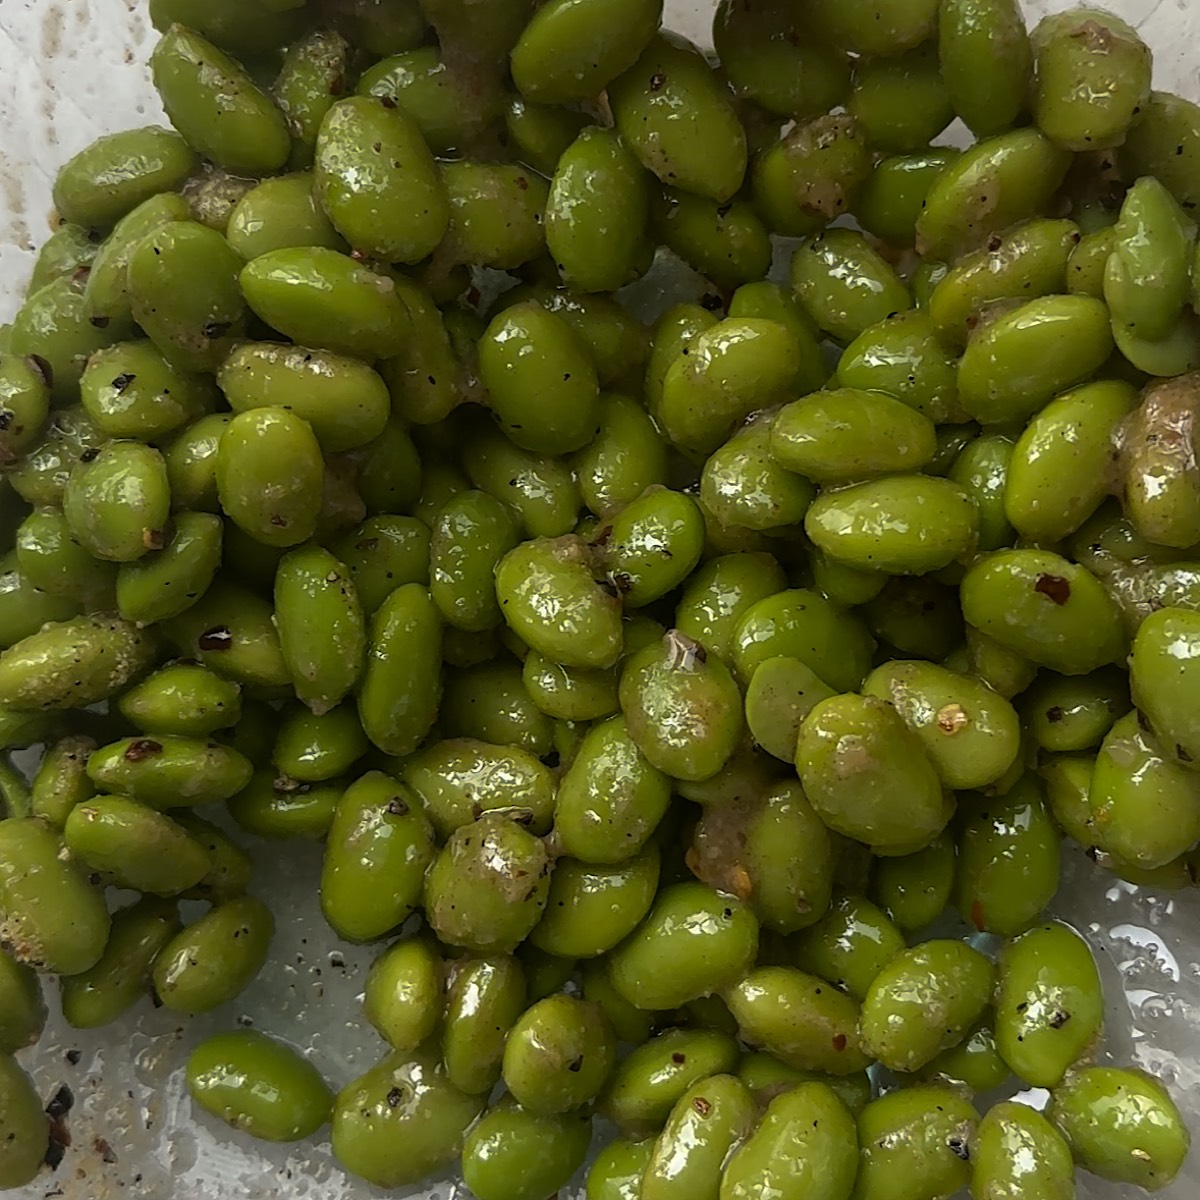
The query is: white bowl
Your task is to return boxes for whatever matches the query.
[1,2,1198,1197]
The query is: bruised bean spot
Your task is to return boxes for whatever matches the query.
[124,739,163,762]
[198,626,234,652]
[1034,574,1071,605]
[970,901,985,931]
[1046,706,1065,724]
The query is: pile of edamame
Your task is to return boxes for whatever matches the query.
[0,0,1197,1194]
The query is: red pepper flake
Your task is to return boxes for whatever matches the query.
[692,1096,712,1117]
[832,1034,847,1052]
[1035,574,1071,605]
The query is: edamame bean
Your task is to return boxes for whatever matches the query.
[62,440,170,564]
[753,113,872,239]
[771,388,935,484]
[995,921,1103,1088]
[127,219,246,373]
[1033,8,1151,152]
[464,426,582,538]
[619,631,743,782]
[1124,90,1200,212]
[53,126,197,231]
[425,813,552,954]
[659,317,804,456]
[273,29,351,169]
[240,247,407,361]
[0,947,45,1052]
[859,940,993,1073]
[10,277,118,404]
[363,938,443,1053]
[64,796,211,896]
[1089,710,1200,869]
[532,847,659,958]
[478,301,600,454]
[28,734,95,829]
[956,774,1062,934]
[744,656,836,763]
[642,1074,756,1200]
[272,702,368,784]
[863,660,1021,792]
[29,222,100,294]
[848,44,953,154]
[554,714,672,863]
[791,890,905,1002]
[0,355,51,461]
[116,510,222,626]
[732,588,875,694]
[152,25,290,174]
[797,693,952,856]
[721,1082,859,1200]
[958,294,1114,426]
[333,515,430,614]
[86,735,252,809]
[357,47,502,157]
[690,779,834,934]
[0,1055,50,1188]
[545,128,652,294]
[319,772,434,941]
[971,1101,1075,1200]
[609,881,757,1011]
[442,955,526,1095]
[1123,376,1200,550]
[496,536,622,670]
[273,544,364,715]
[853,1086,979,1200]
[0,614,155,711]
[218,342,389,453]
[609,33,746,204]
[163,580,291,689]
[806,475,977,577]
[331,1047,485,1188]
[313,95,448,263]
[835,310,964,425]
[357,583,442,757]
[1050,1065,1189,1189]
[501,993,615,1114]
[118,665,238,739]
[601,1027,740,1137]
[916,129,1071,261]
[402,737,554,838]
[188,1030,332,1142]
[228,772,343,841]
[440,161,548,271]
[439,656,553,756]
[1107,176,1196,343]
[152,895,273,1014]
[713,0,848,118]
[462,1099,592,1200]
[809,0,938,56]
[57,897,180,1027]
[653,188,771,291]
[727,965,870,1076]
[939,0,1033,137]
[928,218,1079,347]
[791,229,912,344]
[963,548,1126,676]
[15,507,116,608]
[510,0,662,104]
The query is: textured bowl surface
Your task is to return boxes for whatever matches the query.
[2,1,1200,1197]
